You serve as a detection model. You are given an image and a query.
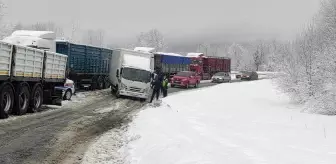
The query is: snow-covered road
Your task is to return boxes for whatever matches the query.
[84,79,336,164]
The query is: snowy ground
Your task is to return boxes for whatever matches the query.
[83,79,336,164]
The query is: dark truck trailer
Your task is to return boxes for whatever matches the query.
[0,41,68,119]
[56,41,112,90]
[153,53,191,79]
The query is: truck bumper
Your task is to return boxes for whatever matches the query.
[120,90,148,99]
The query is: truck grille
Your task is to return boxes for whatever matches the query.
[129,87,142,92]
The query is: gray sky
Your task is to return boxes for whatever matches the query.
[4,0,320,44]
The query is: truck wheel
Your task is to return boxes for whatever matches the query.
[103,77,110,89]
[63,89,72,100]
[29,85,43,113]
[171,84,175,88]
[97,77,104,89]
[13,84,30,116]
[115,90,121,98]
[0,84,14,119]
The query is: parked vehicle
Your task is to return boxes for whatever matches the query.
[0,31,68,119]
[211,72,231,83]
[187,53,231,80]
[170,71,201,88]
[55,78,75,100]
[109,48,154,100]
[240,71,258,80]
[153,52,191,79]
[56,41,112,90]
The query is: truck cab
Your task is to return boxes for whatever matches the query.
[110,49,154,100]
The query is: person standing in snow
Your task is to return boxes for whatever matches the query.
[150,67,163,103]
[162,75,168,97]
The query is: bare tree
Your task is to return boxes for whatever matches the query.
[23,21,65,37]
[97,29,105,47]
[0,1,11,39]
[82,29,105,47]
[69,20,80,43]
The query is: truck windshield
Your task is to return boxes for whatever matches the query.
[121,67,151,83]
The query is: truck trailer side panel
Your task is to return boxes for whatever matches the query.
[155,54,190,76]
[14,45,44,78]
[0,42,12,78]
[44,51,67,81]
[56,41,112,90]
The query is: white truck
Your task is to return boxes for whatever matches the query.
[109,48,154,100]
[0,30,72,119]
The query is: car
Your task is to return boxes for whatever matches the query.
[211,72,231,83]
[170,71,201,88]
[240,71,258,80]
[55,78,76,101]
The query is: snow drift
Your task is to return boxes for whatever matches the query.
[121,79,336,164]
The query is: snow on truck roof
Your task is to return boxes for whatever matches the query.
[134,47,155,53]
[186,52,204,57]
[123,53,151,71]
[155,52,182,57]
[11,30,56,40]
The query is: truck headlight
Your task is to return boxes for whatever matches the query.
[120,83,127,89]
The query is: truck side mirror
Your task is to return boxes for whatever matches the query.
[116,69,119,78]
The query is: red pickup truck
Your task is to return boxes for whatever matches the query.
[170,71,201,88]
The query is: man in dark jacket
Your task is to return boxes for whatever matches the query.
[150,67,163,103]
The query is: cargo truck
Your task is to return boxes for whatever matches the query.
[0,32,68,119]
[187,52,231,80]
[56,41,112,90]
[153,52,191,79]
[109,48,154,100]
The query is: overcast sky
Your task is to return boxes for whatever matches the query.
[4,0,320,44]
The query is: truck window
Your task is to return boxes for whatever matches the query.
[121,67,151,83]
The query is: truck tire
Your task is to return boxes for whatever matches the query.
[103,77,110,89]
[97,76,104,90]
[115,90,121,98]
[13,84,30,115]
[0,83,14,119]
[29,84,43,113]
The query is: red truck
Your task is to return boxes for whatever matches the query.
[187,53,231,80]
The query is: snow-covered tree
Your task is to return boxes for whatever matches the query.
[272,0,336,115]
[136,29,167,51]
[252,41,267,71]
